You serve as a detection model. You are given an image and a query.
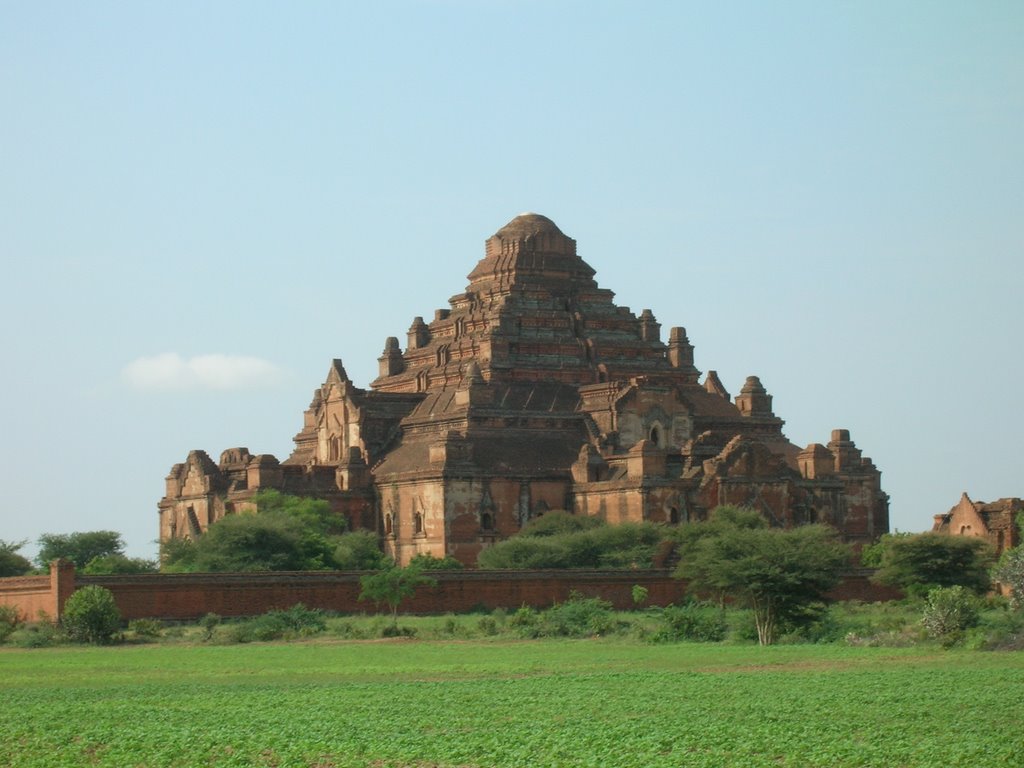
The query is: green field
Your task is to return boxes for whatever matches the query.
[2,640,1022,767]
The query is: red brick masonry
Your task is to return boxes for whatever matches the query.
[0,562,901,622]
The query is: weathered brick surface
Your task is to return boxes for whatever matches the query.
[0,562,902,622]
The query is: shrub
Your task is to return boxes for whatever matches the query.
[651,602,727,643]
[333,530,393,571]
[631,585,649,608]
[61,585,121,644]
[872,533,993,597]
[199,613,221,641]
[477,616,499,636]
[9,622,62,648]
[921,586,980,646]
[127,618,164,640]
[538,593,623,638]
[247,604,327,641]
[507,605,541,637]
[407,553,464,570]
[993,546,1024,609]
[478,520,664,569]
[82,554,158,575]
[0,604,23,643]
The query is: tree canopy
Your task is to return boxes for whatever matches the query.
[869,532,993,596]
[674,506,851,645]
[478,513,663,569]
[358,565,436,628]
[161,491,390,573]
[36,531,125,569]
[0,539,33,577]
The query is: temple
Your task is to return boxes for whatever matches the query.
[159,213,889,565]
[933,493,1022,557]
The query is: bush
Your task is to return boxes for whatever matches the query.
[872,533,993,597]
[248,604,327,641]
[333,530,392,571]
[477,616,499,636]
[127,618,164,640]
[199,613,221,641]
[651,602,727,643]
[478,520,664,569]
[62,585,121,644]
[82,554,158,575]
[921,586,980,646]
[0,604,23,643]
[407,553,464,570]
[9,622,62,648]
[541,594,619,637]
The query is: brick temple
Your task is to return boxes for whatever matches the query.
[159,213,889,565]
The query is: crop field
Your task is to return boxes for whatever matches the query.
[1,640,1022,768]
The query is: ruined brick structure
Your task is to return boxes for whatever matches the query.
[933,492,1022,557]
[159,213,889,565]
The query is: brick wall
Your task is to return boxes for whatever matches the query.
[0,562,903,622]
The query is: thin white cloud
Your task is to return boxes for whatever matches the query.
[121,353,287,392]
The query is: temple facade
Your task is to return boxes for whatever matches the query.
[933,493,1021,557]
[159,213,889,565]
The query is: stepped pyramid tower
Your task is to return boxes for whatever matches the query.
[159,214,889,564]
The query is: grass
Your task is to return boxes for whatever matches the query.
[2,639,1023,767]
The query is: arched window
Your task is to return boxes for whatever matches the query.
[384,513,393,536]
[481,512,494,531]
[649,424,662,447]
[669,507,680,525]
[414,511,424,535]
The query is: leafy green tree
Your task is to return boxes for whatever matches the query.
[62,585,122,644]
[0,539,33,577]
[36,531,125,569]
[333,531,393,570]
[478,519,663,569]
[161,492,364,573]
[870,532,993,597]
[174,511,336,572]
[407,553,464,570]
[920,585,980,644]
[358,565,436,628]
[993,546,1024,609]
[675,508,851,645]
[253,490,347,535]
[81,554,159,575]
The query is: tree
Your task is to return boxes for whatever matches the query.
[62,585,122,644]
[407,553,464,570]
[870,532,993,597]
[993,546,1024,609]
[358,565,436,628]
[477,518,663,569]
[81,554,159,575]
[675,508,851,645]
[920,585,980,644]
[36,531,125,569]
[0,539,33,577]
[168,511,336,572]
[253,490,347,535]
[333,531,393,571]
[161,492,365,573]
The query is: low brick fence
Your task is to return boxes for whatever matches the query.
[0,562,901,622]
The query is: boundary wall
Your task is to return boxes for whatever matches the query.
[0,562,901,622]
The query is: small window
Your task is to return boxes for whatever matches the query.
[414,511,424,535]
[669,507,679,525]
[384,513,393,536]
[650,425,662,447]
[481,512,494,531]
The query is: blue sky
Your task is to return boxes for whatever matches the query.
[2,2,1021,560]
